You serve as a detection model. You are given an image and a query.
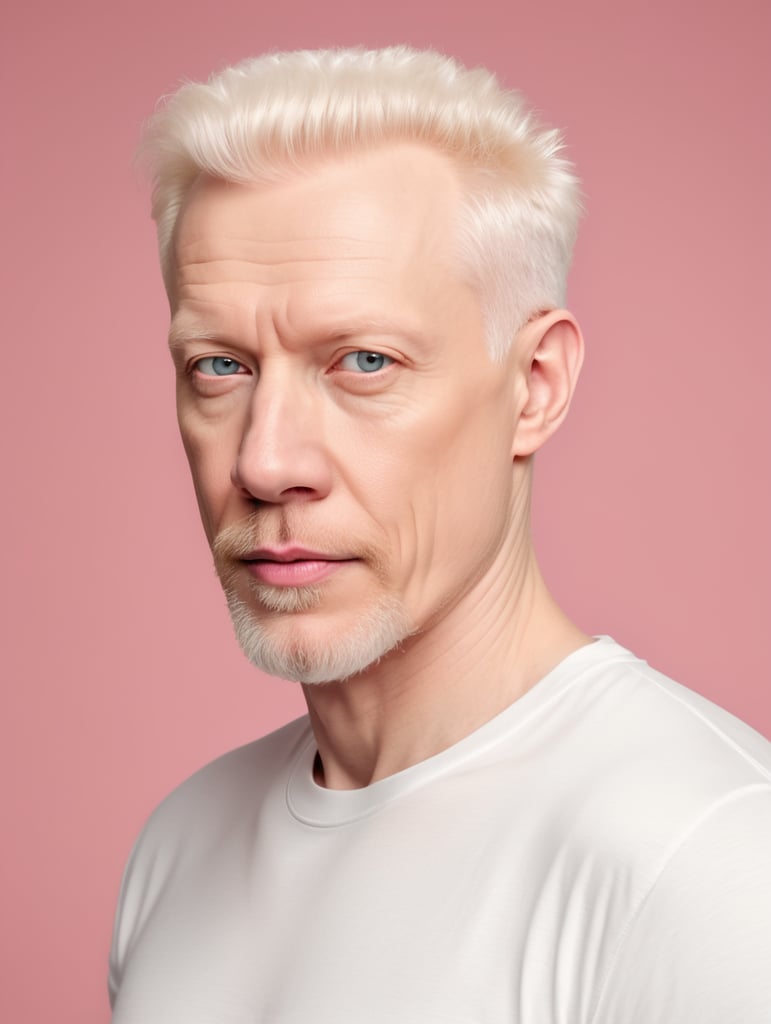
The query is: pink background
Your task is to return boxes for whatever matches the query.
[3,0,769,1019]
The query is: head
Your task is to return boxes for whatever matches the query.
[141,48,584,683]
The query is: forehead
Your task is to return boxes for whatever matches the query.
[167,146,492,364]
[175,142,463,235]
[170,145,465,300]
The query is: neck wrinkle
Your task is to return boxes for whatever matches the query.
[303,537,590,791]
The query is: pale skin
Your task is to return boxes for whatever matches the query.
[168,144,590,790]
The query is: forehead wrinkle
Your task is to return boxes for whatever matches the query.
[168,302,428,356]
[174,253,393,294]
[177,255,388,268]
[170,255,458,354]
[175,234,389,264]
[176,265,390,288]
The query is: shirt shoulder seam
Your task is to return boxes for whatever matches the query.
[628,663,771,782]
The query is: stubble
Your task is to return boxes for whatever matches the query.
[212,513,411,683]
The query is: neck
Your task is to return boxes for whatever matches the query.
[302,544,590,790]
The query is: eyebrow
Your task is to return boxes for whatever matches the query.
[168,314,425,353]
[168,318,220,353]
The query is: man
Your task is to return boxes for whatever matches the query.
[109,47,771,1022]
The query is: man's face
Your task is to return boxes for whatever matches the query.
[169,145,523,682]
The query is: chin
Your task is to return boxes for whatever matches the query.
[224,590,411,684]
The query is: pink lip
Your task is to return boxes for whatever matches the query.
[243,546,356,586]
[244,546,342,562]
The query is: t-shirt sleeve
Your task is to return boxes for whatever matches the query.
[591,785,771,1024]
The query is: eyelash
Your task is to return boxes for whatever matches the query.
[188,349,398,385]
[192,356,249,378]
[337,351,395,374]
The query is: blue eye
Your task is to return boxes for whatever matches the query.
[195,356,244,376]
[339,351,394,373]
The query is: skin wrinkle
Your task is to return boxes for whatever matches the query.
[304,559,543,781]
[176,234,386,247]
[303,471,544,782]
[177,255,387,266]
[169,300,428,364]
[177,276,388,289]
[177,270,391,289]
[172,145,588,789]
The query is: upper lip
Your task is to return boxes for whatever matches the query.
[242,546,350,563]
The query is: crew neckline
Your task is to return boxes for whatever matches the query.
[286,636,634,827]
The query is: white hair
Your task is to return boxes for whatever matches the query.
[225,591,411,684]
[141,46,581,359]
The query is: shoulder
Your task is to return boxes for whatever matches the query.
[590,784,771,1023]
[126,713,312,859]
[525,641,771,1021]
[108,715,312,1005]
[553,640,771,860]
[555,638,771,795]
[604,646,771,772]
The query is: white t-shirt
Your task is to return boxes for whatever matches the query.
[109,638,771,1022]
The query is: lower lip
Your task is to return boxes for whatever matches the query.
[245,559,352,586]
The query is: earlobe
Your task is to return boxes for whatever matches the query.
[510,310,584,458]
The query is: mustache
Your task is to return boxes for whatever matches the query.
[212,512,389,580]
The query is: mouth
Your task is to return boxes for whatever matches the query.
[241,546,357,587]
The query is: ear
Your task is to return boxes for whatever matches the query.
[510,310,584,458]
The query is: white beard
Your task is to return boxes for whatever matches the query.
[224,588,411,684]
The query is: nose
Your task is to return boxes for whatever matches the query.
[230,375,333,505]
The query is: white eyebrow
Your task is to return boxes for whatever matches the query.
[167,318,220,353]
[167,312,428,355]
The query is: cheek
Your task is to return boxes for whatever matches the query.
[178,418,240,540]
[339,432,439,584]
[374,405,513,597]
[440,438,511,548]
[181,425,229,487]
[416,402,514,563]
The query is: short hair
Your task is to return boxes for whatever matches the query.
[141,46,581,359]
